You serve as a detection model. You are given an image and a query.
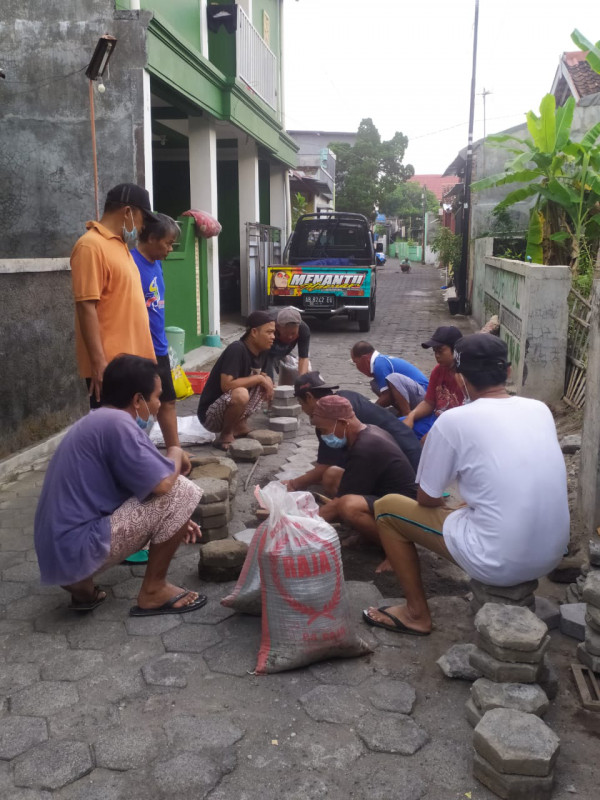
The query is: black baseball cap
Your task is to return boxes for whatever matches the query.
[105,183,159,222]
[241,310,273,339]
[454,333,510,373]
[421,325,464,349]
[294,371,340,397]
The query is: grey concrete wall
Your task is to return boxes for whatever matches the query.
[476,256,570,403]
[0,1,151,258]
[0,265,87,459]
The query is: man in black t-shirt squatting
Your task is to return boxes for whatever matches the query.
[309,395,417,568]
[197,311,275,450]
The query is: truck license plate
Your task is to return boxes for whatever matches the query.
[303,294,335,308]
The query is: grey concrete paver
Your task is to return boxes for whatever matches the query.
[93,726,165,771]
[0,715,48,759]
[357,711,429,754]
[13,739,93,790]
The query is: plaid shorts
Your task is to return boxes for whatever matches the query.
[203,385,265,433]
[98,476,202,570]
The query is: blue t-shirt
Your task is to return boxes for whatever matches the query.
[131,249,169,356]
[372,353,429,393]
[34,408,175,585]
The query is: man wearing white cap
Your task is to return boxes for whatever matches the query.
[265,307,311,382]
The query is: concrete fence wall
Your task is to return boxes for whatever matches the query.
[471,246,571,403]
[0,260,86,460]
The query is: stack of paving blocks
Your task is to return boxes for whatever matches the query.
[466,605,560,799]
[268,386,299,439]
[248,429,283,455]
[190,457,238,542]
[227,438,263,462]
[577,568,600,672]
[469,579,538,615]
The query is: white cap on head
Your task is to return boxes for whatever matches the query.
[277,306,302,325]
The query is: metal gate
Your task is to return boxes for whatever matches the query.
[246,223,282,313]
[564,287,592,408]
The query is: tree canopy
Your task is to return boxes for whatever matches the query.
[330,119,414,219]
[379,181,439,218]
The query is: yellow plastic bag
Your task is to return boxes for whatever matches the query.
[171,365,194,400]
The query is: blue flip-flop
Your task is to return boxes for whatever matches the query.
[129,591,208,617]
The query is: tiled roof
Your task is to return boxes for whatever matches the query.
[562,51,600,98]
[409,174,460,201]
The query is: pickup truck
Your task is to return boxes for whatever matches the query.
[267,211,377,332]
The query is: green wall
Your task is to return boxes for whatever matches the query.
[142,0,202,51]
[253,0,280,58]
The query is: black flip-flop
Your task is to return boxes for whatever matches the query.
[129,591,208,617]
[68,586,107,612]
[362,606,430,636]
[213,440,232,452]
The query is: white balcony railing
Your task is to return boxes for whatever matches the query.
[236,6,278,111]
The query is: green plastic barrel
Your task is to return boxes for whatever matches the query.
[165,326,185,367]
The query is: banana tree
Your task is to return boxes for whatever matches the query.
[571,29,600,75]
[472,94,600,270]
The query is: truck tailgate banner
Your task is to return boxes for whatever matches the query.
[268,267,371,296]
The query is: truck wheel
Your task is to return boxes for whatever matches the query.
[358,311,371,332]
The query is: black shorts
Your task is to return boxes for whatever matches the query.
[156,354,177,403]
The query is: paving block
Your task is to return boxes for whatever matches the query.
[163,714,245,750]
[582,570,600,608]
[189,461,237,485]
[0,715,48,760]
[198,539,248,582]
[560,433,582,454]
[262,444,279,454]
[436,643,483,681]
[589,538,600,567]
[10,680,80,716]
[197,512,230,529]
[465,696,483,728]
[537,656,559,701]
[270,403,301,417]
[93,726,163,771]
[471,679,549,717]
[585,604,600,634]
[269,416,298,432]
[584,624,600,656]
[228,477,238,499]
[192,477,229,503]
[299,685,369,723]
[471,582,535,609]
[189,455,220,468]
[576,641,600,672]
[193,499,229,519]
[471,579,538,602]
[475,632,550,664]
[548,554,585,584]
[534,596,560,630]
[366,680,416,714]
[559,602,586,641]
[273,385,295,400]
[473,752,555,800]
[566,583,582,604]
[469,647,541,684]
[152,752,228,797]
[141,654,198,689]
[357,712,429,755]
[233,528,256,545]
[199,524,229,542]
[475,603,548,652]
[228,438,263,461]
[248,428,283,445]
[473,708,560,777]
[271,394,299,407]
[13,739,93,790]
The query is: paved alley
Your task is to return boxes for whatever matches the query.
[0,260,595,800]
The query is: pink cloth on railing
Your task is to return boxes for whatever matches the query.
[182,209,222,239]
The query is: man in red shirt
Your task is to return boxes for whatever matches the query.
[404,326,464,438]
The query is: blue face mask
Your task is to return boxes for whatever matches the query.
[321,432,347,449]
[122,209,139,249]
[135,397,155,431]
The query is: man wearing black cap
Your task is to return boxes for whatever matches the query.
[403,325,464,439]
[364,333,570,636]
[197,311,275,449]
[70,183,160,407]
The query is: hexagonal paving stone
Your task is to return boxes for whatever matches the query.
[0,582,29,605]
[141,654,200,688]
[48,702,121,741]
[436,643,483,681]
[471,678,549,717]
[13,740,93,791]
[309,658,374,686]
[66,621,129,651]
[125,614,182,636]
[473,707,560,777]
[201,637,257,677]
[5,593,64,621]
[163,714,245,751]
[152,753,228,796]
[10,681,80,716]
[2,561,41,582]
[0,716,48,760]
[161,624,222,654]
[51,768,146,800]
[0,663,39,694]
[5,632,68,663]
[299,685,369,723]
[366,679,417,714]
[111,577,144,600]
[474,603,548,652]
[93,727,164,771]
[40,650,104,682]
[357,712,429,755]
[349,757,428,800]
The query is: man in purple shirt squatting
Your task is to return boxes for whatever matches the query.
[34,355,206,616]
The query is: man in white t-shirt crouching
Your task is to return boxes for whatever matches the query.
[363,333,570,637]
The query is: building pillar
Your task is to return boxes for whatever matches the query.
[238,135,260,317]
[579,277,600,534]
[189,115,220,345]
[269,162,290,248]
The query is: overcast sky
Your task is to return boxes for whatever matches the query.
[283,0,600,174]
